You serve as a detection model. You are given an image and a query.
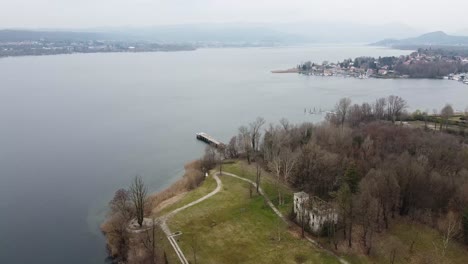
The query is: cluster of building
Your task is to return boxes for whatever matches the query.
[298,60,399,79]
[296,50,468,83]
[406,51,468,64]
[446,73,468,84]
[0,40,195,58]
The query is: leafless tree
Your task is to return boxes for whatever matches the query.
[387,95,408,123]
[201,146,217,172]
[373,97,387,120]
[335,183,354,248]
[276,216,286,242]
[262,131,294,206]
[294,142,340,198]
[279,118,290,131]
[249,117,266,152]
[226,136,239,158]
[238,125,252,164]
[348,104,363,127]
[361,136,374,161]
[282,149,298,186]
[325,218,339,250]
[268,152,283,205]
[104,214,130,262]
[368,169,399,229]
[129,175,148,227]
[215,145,226,175]
[440,211,460,259]
[356,176,379,254]
[433,108,439,130]
[109,188,134,222]
[440,104,454,131]
[361,102,373,121]
[335,97,352,128]
[262,123,287,162]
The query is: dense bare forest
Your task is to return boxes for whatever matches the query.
[227,96,468,256]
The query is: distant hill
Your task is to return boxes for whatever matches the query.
[372,31,468,47]
[274,22,422,43]
[109,24,308,44]
[0,30,113,42]
[1,22,423,45]
[0,26,306,45]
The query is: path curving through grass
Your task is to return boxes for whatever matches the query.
[132,169,349,264]
[159,172,222,264]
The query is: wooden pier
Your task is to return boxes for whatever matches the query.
[196,132,224,148]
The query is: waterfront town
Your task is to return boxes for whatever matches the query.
[284,48,468,84]
[0,39,195,58]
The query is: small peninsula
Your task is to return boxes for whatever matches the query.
[279,48,468,83]
[271,32,468,83]
[102,96,468,264]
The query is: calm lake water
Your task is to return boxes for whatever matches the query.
[1,46,467,263]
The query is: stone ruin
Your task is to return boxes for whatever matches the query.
[293,191,338,234]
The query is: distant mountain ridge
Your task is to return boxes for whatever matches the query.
[0,27,306,44]
[0,30,110,42]
[0,22,423,44]
[7,26,467,46]
[372,31,468,46]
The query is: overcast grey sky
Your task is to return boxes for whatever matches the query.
[1,0,467,31]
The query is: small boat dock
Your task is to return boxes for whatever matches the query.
[271,68,300,73]
[196,132,224,147]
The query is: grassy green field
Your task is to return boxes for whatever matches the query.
[166,169,340,263]
[222,162,294,215]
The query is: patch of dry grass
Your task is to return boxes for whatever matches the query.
[148,160,205,215]
[154,173,218,217]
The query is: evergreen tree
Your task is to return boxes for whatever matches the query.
[345,164,359,194]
